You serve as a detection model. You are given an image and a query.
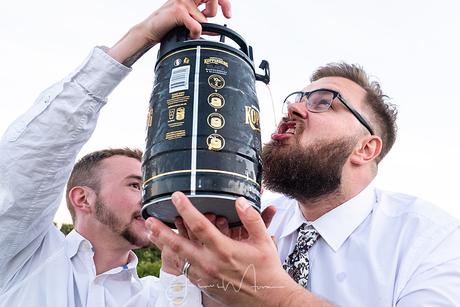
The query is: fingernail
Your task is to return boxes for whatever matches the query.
[145,218,153,228]
[237,197,250,211]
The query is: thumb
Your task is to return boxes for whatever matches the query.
[235,197,268,241]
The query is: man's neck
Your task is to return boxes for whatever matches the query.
[75,226,134,275]
[297,190,346,221]
[92,245,132,275]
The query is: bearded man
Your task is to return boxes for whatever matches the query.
[147,63,460,307]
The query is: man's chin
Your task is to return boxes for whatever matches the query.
[121,225,152,248]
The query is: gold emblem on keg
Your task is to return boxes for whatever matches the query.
[207,113,225,130]
[208,74,225,90]
[176,107,185,120]
[244,105,260,131]
[207,93,225,109]
[206,134,225,151]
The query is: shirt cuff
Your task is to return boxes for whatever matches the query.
[159,270,202,306]
[71,46,132,99]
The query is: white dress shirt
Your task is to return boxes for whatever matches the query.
[264,184,460,306]
[0,47,201,307]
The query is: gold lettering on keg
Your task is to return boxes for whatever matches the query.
[172,92,184,98]
[146,107,153,127]
[176,107,185,121]
[207,113,225,129]
[166,130,186,140]
[206,134,225,151]
[207,93,225,109]
[208,74,225,90]
[245,106,260,131]
[204,57,228,68]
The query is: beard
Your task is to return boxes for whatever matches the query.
[95,198,150,248]
[262,136,357,202]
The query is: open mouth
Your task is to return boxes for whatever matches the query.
[271,121,296,140]
[133,213,144,222]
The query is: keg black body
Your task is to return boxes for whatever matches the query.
[141,23,270,227]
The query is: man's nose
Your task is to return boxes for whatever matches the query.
[287,102,308,119]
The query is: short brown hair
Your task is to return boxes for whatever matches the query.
[311,63,397,163]
[65,148,142,222]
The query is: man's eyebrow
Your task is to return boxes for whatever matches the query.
[125,175,142,181]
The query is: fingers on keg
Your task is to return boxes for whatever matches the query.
[171,192,224,246]
[215,216,231,237]
[235,197,268,241]
[181,8,205,39]
[218,0,232,18]
[200,0,218,17]
[194,0,232,19]
[174,217,190,239]
[147,216,198,257]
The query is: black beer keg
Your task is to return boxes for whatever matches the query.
[141,23,270,227]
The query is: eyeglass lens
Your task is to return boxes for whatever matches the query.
[283,90,335,114]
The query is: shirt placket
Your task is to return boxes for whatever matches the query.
[87,275,106,307]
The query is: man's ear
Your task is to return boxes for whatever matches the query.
[68,186,96,215]
[350,135,382,165]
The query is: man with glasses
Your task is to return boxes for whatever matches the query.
[147,63,460,306]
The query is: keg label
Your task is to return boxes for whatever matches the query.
[206,133,225,151]
[207,93,225,109]
[245,105,260,131]
[204,56,228,75]
[169,65,190,93]
[207,113,225,130]
[166,130,186,140]
[167,91,190,129]
[203,57,228,67]
[208,74,225,90]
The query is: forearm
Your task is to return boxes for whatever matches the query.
[202,294,227,307]
[107,23,157,67]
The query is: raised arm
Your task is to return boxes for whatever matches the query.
[0,0,231,290]
[0,47,131,287]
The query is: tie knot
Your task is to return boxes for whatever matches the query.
[297,224,319,251]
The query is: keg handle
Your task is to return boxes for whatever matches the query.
[199,23,249,56]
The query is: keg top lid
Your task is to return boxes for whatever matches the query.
[158,23,254,62]
[157,23,270,84]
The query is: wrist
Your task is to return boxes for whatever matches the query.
[107,24,156,67]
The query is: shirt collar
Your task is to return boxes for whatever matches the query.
[279,200,309,240]
[65,229,140,281]
[278,184,376,252]
[65,229,93,259]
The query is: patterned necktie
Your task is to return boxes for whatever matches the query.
[283,223,319,288]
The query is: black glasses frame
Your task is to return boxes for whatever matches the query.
[283,88,374,135]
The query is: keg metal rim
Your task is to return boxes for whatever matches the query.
[143,193,260,211]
